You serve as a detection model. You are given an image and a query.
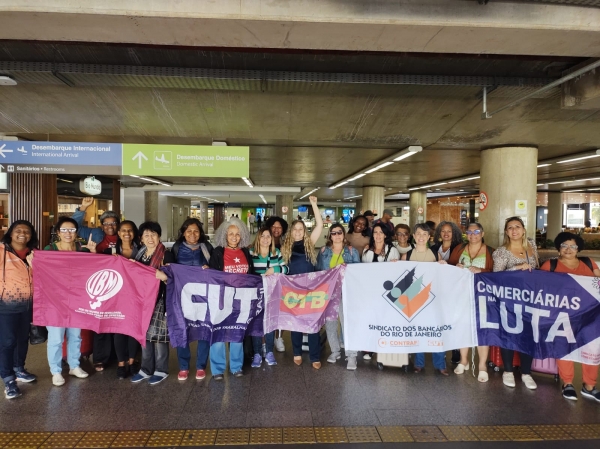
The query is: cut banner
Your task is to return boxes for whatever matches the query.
[33,251,159,345]
[343,262,476,353]
[163,264,264,347]
[263,265,344,334]
[476,270,600,364]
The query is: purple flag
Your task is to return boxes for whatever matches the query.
[163,265,264,348]
[263,265,344,334]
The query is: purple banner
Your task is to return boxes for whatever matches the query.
[163,265,264,348]
[476,270,600,363]
[263,265,344,334]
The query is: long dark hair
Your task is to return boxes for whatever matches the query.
[368,223,390,250]
[176,218,208,244]
[1,220,38,250]
[116,220,139,249]
[348,214,369,237]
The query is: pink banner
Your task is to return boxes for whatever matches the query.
[33,251,160,345]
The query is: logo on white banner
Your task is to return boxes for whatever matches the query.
[86,269,124,309]
[382,267,436,322]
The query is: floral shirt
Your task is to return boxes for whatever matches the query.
[492,238,539,272]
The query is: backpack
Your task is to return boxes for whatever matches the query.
[549,257,593,273]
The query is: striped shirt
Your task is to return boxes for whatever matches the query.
[249,248,289,275]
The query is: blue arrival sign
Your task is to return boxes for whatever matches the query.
[0,141,122,175]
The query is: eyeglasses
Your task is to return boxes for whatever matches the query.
[396,232,408,237]
[59,228,77,233]
[466,230,482,235]
[330,231,343,236]
[560,243,578,250]
[102,222,117,227]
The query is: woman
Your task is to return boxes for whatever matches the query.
[130,222,174,386]
[448,222,494,382]
[430,221,463,262]
[0,221,37,399]
[249,227,288,368]
[393,223,413,256]
[363,223,401,263]
[281,196,324,369]
[346,215,370,252]
[317,224,361,370]
[492,216,539,390]
[172,218,213,381]
[540,232,600,402]
[402,223,448,375]
[44,217,96,386]
[208,217,255,380]
[105,220,141,379]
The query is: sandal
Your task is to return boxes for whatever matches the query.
[293,356,302,366]
[478,371,489,383]
[94,363,104,372]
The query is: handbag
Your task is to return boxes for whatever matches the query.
[30,325,48,345]
[146,290,170,343]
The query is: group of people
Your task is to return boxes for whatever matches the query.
[1,198,599,405]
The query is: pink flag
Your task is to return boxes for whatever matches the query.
[33,251,160,345]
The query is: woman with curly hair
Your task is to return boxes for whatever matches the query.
[281,196,324,369]
[208,217,255,380]
[346,214,370,252]
[430,221,463,262]
[264,216,289,249]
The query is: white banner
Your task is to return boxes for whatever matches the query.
[343,262,476,353]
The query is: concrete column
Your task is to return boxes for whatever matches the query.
[275,194,294,222]
[479,146,538,248]
[144,191,159,222]
[362,186,385,217]
[409,191,427,230]
[547,192,563,240]
[198,201,209,232]
[354,198,363,214]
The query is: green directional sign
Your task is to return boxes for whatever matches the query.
[122,144,249,177]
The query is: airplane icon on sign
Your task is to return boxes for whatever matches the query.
[17,146,27,154]
[155,154,168,164]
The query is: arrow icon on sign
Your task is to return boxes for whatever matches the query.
[0,144,14,158]
[132,151,148,169]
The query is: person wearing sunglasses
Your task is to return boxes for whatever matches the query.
[492,216,540,390]
[316,224,361,369]
[540,232,600,402]
[448,222,495,382]
[43,217,96,386]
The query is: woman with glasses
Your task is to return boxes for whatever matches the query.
[281,196,324,369]
[540,232,600,402]
[249,227,288,368]
[316,224,361,370]
[448,222,494,382]
[492,216,540,390]
[346,215,370,252]
[430,221,463,263]
[44,217,96,386]
[73,197,120,251]
[393,223,413,255]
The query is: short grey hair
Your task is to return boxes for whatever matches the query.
[214,217,251,249]
[99,210,120,225]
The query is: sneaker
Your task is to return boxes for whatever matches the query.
[562,384,578,401]
[521,374,537,390]
[233,370,244,378]
[212,374,224,381]
[327,352,341,364]
[52,373,65,386]
[196,369,206,380]
[275,337,285,352]
[346,356,357,371]
[178,370,189,381]
[14,369,36,383]
[116,366,128,380]
[581,386,600,402]
[69,367,89,379]
[502,372,516,388]
[130,371,150,383]
[265,352,277,366]
[4,381,21,399]
[363,352,372,360]
[251,354,262,368]
[148,374,168,385]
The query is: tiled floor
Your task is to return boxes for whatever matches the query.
[1,337,599,433]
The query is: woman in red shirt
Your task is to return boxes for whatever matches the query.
[540,232,600,403]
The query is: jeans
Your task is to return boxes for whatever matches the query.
[501,348,532,374]
[252,331,275,355]
[140,341,169,376]
[114,334,140,363]
[209,342,243,375]
[177,340,210,370]
[0,310,31,384]
[414,352,446,370]
[291,331,321,363]
[93,332,113,365]
[47,326,81,374]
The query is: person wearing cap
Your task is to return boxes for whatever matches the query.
[373,209,395,240]
[363,210,377,228]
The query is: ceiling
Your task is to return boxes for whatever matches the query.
[1,42,600,202]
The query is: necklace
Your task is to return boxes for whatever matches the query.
[227,245,238,250]
[467,244,482,262]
